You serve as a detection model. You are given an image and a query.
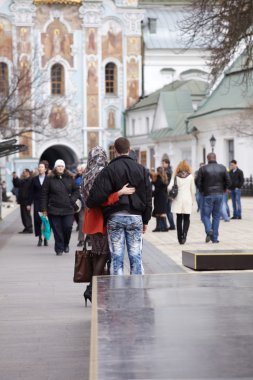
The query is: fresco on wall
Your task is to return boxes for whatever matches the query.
[87,131,99,151]
[19,56,31,97]
[19,133,32,158]
[17,27,31,55]
[87,95,99,127]
[0,18,12,60]
[86,28,97,55]
[41,20,73,67]
[87,61,98,95]
[102,20,122,62]
[107,109,116,129]
[127,37,141,56]
[49,105,68,129]
[127,58,139,107]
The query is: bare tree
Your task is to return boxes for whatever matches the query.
[180,0,253,82]
[0,55,50,140]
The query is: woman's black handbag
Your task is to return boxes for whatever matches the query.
[168,177,178,199]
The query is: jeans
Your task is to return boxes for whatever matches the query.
[49,214,74,252]
[230,189,242,218]
[107,215,143,275]
[196,191,204,222]
[220,193,230,221]
[166,199,175,229]
[202,194,223,242]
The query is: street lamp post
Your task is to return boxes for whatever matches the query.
[210,135,216,153]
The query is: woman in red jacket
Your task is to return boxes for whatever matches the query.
[82,146,135,305]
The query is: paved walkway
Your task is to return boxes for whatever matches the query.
[0,198,252,380]
[145,197,253,272]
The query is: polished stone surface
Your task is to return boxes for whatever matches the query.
[182,250,253,271]
[92,273,253,380]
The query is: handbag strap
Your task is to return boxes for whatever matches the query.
[174,176,177,185]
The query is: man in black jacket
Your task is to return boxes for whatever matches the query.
[12,169,33,233]
[229,159,244,219]
[162,158,176,230]
[197,153,231,243]
[87,137,152,275]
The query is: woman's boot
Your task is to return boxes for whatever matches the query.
[37,236,42,247]
[83,283,92,306]
[160,216,169,232]
[152,217,162,232]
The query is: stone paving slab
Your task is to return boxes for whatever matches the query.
[144,197,253,272]
[0,210,91,380]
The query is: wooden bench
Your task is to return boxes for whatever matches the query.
[182,250,253,270]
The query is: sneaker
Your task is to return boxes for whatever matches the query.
[168,227,176,230]
[205,230,213,243]
[64,246,70,253]
[55,251,63,256]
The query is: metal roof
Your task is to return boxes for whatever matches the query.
[189,54,253,120]
[143,7,199,49]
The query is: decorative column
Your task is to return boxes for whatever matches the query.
[79,2,103,157]
[10,0,37,158]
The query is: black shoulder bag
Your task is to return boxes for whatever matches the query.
[168,176,178,200]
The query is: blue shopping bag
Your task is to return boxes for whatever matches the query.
[38,212,51,241]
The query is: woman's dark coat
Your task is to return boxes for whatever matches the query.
[152,175,168,215]
[41,171,79,216]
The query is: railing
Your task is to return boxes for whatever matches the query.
[241,176,253,196]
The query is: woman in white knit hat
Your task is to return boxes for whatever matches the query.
[41,159,80,255]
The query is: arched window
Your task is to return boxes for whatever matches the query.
[51,64,65,95]
[0,63,9,96]
[105,62,117,95]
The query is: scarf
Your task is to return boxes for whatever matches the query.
[82,146,108,201]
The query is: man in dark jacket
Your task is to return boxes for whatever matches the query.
[87,137,152,275]
[162,158,176,230]
[229,159,244,219]
[12,169,33,233]
[30,161,48,246]
[197,152,231,243]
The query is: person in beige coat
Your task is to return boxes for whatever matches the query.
[168,160,196,244]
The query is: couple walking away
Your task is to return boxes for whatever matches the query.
[82,138,152,304]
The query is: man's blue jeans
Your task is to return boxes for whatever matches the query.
[220,193,230,221]
[230,189,242,218]
[166,199,175,229]
[202,194,223,242]
[107,215,143,275]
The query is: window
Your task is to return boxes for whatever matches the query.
[202,147,206,164]
[140,151,147,167]
[109,144,115,161]
[105,63,117,95]
[0,63,9,96]
[146,117,150,133]
[149,147,155,170]
[227,139,234,164]
[132,119,136,135]
[51,64,64,95]
[148,18,157,34]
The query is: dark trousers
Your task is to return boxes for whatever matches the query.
[49,214,74,252]
[176,213,190,241]
[20,205,33,231]
[166,199,175,229]
[33,202,42,237]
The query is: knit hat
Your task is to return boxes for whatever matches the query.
[54,159,65,168]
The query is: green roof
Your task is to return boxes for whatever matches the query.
[127,79,209,112]
[189,54,253,120]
